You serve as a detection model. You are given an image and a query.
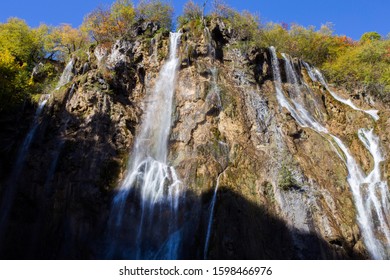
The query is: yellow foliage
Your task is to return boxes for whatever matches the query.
[0,49,30,111]
[0,18,44,64]
[82,0,136,43]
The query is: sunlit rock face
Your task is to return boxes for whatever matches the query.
[0,20,389,260]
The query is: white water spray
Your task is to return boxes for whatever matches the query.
[57,60,74,89]
[110,33,183,259]
[0,59,75,246]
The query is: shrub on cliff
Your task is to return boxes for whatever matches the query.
[278,165,299,191]
[212,0,260,41]
[323,37,390,97]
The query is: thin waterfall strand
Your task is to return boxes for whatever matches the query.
[303,63,379,121]
[204,173,223,259]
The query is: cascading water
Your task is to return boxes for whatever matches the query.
[270,46,390,259]
[11,94,50,174]
[207,68,223,111]
[56,60,74,89]
[0,94,49,234]
[203,172,223,259]
[0,59,75,248]
[108,33,183,259]
[303,62,379,121]
[270,47,327,133]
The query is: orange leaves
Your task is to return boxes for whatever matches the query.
[82,0,136,43]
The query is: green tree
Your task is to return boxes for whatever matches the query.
[0,49,30,112]
[0,18,45,65]
[360,31,381,43]
[137,0,174,30]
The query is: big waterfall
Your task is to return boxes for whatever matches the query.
[107,33,184,259]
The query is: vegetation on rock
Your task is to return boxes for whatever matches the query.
[1,0,388,112]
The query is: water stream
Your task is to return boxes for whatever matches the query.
[0,60,75,246]
[203,172,223,259]
[270,47,390,259]
[303,62,379,121]
[108,33,183,259]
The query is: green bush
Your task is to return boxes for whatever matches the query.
[278,165,299,191]
[137,0,173,30]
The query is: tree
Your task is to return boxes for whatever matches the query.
[45,24,89,59]
[82,0,136,43]
[0,18,44,65]
[0,49,30,112]
[360,31,381,43]
[82,6,116,43]
[183,0,202,21]
[110,0,136,36]
[178,0,204,27]
[137,0,174,30]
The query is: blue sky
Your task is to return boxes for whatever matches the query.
[0,0,388,40]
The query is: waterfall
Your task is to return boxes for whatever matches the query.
[203,26,215,58]
[0,94,49,236]
[207,68,222,110]
[303,63,379,121]
[270,47,327,133]
[57,60,74,89]
[203,172,223,259]
[108,33,183,259]
[0,59,75,247]
[270,46,390,259]
[12,94,50,173]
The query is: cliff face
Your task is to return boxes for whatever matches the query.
[0,20,389,259]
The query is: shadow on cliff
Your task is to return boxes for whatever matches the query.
[196,186,366,260]
[0,167,366,259]
[0,88,366,260]
[0,91,127,259]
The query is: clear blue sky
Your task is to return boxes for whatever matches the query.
[0,0,389,40]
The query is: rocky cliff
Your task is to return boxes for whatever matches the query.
[0,19,389,259]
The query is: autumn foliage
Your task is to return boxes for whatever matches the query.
[0,0,389,111]
[82,0,136,43]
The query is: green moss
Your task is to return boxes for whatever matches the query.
[219,86,238,118]
[76,73,88,85]
[262,181,275,203]
[278,164,300,191]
